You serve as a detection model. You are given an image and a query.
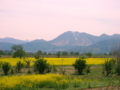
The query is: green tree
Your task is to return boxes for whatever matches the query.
[56,51,61,58]
[43,52,47,55]
[102,59,115,77]
[34,50,43,59]
[62,51,68,56]
[0,50,6,55]
[74,52,79,55]
[37,50,42,55]
[70,51,74,55]
[11,45,26,59]
[2,62,11,75]
[34,58,50,74]
[111,44,120,75]
[48,53,51,55]
[86,52,92,57]
[73,58,87,75]
[15,61,24,73]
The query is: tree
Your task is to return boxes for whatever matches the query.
[74,52,79,55]
[70,51,74,55]
[43,52,47,55]
[86,52,92,57]
[56,51,61,58]
[73,58,87,75]
[0,50,6,55]
[102,59,115,77]
[34,50,43,59]
[111,43,120,75]
[2,62,11,75]
[62,51,68,56]
[15,61,24,73]
[11,45,26,59]
[34,58,50,74]
[37,50,42,55]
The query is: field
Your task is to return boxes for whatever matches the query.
[0,57,120,90]
[0,57,111,66]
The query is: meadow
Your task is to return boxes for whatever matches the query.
[0,57,120,90]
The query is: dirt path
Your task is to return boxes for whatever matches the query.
[81,86,120,90]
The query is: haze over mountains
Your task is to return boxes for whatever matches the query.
[0,31,120,54]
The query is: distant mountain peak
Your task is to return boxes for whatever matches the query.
[50,31,96,46]
[0,37,28,44]
[71,31,79,41]
[100,33,109,36]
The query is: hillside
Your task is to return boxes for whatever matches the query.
[0,31,120,53]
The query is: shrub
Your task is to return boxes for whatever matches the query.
[24,59,31,68]
[116,65,120,75]
[27,68,31,74]
[102,59,115,77]
[52,65,57,73]
[0,61,3,67]
[34,54,40,59]
[2,62,11,75]
[73,58,87,75]
[85,65,91,74]
[11,68,14,74]
[34,58,50,74]
[15,61,24,73]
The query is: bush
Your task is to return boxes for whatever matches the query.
[34,54,40,59]
[34,58,50,74]
[2,62,11,75]
[24,59,31,68]
[0,61,3,67]
[85,65,91,74]
[15,61,24,73]
[73,58,87,75]
[11,68,14,74]
[102,59,115,77]
[116,65,120,75]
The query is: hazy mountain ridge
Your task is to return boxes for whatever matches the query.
[0,37,29,44]
[0,42,14,50]
[0,31,120,53]
[68,38,120,54]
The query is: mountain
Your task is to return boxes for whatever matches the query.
[0,42,14,50]
[50,31,120,46]
[0,31,120,53]
[50,31,97,46]
[22,39,56,52]
[0,37,28,44]
[68,38,120,54]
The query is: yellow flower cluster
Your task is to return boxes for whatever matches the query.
[0,58,111,66]
[0,74,69,90]
[0,74,100,90]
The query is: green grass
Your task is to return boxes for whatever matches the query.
[0,64,120,90]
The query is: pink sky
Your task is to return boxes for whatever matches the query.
[0,0,120,41]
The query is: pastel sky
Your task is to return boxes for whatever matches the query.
[0,0,120,41]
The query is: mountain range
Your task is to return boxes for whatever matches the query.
[0,31,120,54]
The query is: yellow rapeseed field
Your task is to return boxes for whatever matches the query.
[0,74,100,90]
[0,58,111,66]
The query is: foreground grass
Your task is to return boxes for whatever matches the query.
[0,65,120,90]
[0,73,119,90]
[0,57,119,90]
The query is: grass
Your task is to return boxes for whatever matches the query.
[0,57,120,90]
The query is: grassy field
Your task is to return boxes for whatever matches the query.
[0,57,120,90]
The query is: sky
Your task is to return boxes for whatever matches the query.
[0,0,120,41]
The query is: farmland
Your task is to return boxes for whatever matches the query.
[0,57,111,66]
[0,57,120,90]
